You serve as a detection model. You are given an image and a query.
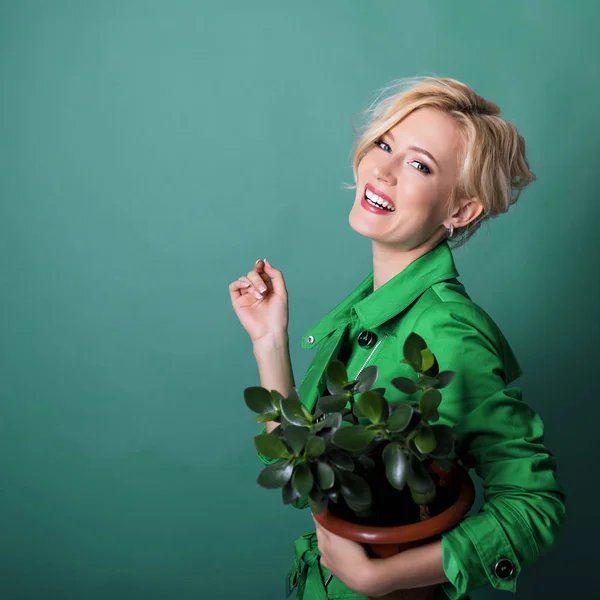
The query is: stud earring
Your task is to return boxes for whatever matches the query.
[447,223,454,239]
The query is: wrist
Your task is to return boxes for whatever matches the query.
[252,330,289,353]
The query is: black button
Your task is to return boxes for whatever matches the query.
[357,330,377,348]
[494,558,515,580]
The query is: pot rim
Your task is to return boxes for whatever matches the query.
[312,461,475,545]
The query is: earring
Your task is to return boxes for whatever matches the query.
[446,224,454,239]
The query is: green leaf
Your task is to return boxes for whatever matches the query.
[354,366,379,393]
[406,455,436,502]
[419,388,442,420]
[306,436,326,458]
[301,404,313,424]
[257,461,293,489]
[244,386,275,415]
[254,433,290,459]
[357,454,376,470]
[314,461,335,490]
[391,377,419,394]
[333,426,377,452]
[282,479,300,505]
[317,394,349,413]
[256,411,279,423]
[430,424,455,458]
[417,375,440,388]
[339,471,372,507]
[436,371,456,389]
[280,396,310,426]
[292,462,314,497]
[382,442,408,490]
[285,425,309,455]
[270,390,284,410]
[328,449,355,471]
[414,426,437,454]
[403,333,427,371]
[387,403,413,433]
[326,360,349,395]
[309,488,328,514]
[357,390,388,424]
[420,349,434,372]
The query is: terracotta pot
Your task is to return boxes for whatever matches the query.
[313,460,475,600]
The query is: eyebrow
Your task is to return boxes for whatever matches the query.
[384,131,439,167]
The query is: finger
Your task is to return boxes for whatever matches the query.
[254,259,273,292]
[263,259,287,296]
[229,279,252,302]
[246,270,269,298]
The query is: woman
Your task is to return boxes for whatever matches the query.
[229,77,566,599]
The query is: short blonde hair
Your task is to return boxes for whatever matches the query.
[352,77,536,247]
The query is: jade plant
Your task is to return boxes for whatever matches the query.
[244,333,457,518]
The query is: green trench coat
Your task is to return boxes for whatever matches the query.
[257,242,566,599]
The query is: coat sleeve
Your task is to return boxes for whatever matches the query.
[413,301,566,598]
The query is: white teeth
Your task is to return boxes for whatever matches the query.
[365,188,394,212]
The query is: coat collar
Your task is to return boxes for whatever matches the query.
[302,242,459,349]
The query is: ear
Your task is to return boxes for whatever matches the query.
[445,197,484,230]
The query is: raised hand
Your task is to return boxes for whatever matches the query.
[229,259,289,343]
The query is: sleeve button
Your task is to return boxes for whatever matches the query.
[494,558,515,580]
[306,335,315,344]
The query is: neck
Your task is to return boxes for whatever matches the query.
[371,238,444,291]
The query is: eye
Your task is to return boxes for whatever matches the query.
[374,139,391,152]
[408,160,431,175]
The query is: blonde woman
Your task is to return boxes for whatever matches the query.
[229,77,566,599]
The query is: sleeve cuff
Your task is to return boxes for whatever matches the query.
[441,511,522,598]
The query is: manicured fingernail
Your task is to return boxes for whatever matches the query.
[242,282,251,287]
[259,285,267,293]
[255,259,263,265]
[253,290,263,299]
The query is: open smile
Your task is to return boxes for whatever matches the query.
[361,183,396,214]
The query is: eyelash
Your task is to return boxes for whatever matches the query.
[373,139,432,175]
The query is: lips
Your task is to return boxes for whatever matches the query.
[361,183,395,215]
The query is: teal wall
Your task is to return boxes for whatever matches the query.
[1,1,595,598]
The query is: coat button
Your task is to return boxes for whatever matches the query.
[306,335,315,344]
[493,558,515,580]
[357,330,377,348]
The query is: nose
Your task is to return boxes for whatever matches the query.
[372,154,396,185]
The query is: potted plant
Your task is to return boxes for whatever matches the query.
[244,333,476,600]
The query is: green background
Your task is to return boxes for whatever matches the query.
[0,1,595,598]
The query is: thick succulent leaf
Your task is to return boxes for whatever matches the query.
[343,381,357,391]
[326,360,349,395]
[318,413,342,431]
[429,424,455,457]
[292,462,314,497]
[352,402,365,418]
[256,411,280,423]
[382,442,408,490]
[419,388,442,420]
[417,375,440,389]
[357,455,376,470]
[436,371,456,389]
[306,436,326,458]
[254,433,290,459]
[270,389,284,410]
[317,394,349,413]
[339,471,372,507]
[403,333,427,371]
[391,377,419,394]
[257,461,293,489]
[282,479,300,505]
[327,486,340,503]
[414,426,437,454]
[314,461,335,490]
[354,366,379,393]
[406,455,436,496]
[281,396,310,426]
[309,488,328,514]
[285,425,309,455]
[420,349,434,373]
[356,390,388,424]
[333,426,377,452]
[244,386,275,415]
[387,403,413,433]
[328,449,355,471]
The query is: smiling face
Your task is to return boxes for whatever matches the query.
[349,107,464,250]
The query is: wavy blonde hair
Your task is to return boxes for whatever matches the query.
[351,77,536,247]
